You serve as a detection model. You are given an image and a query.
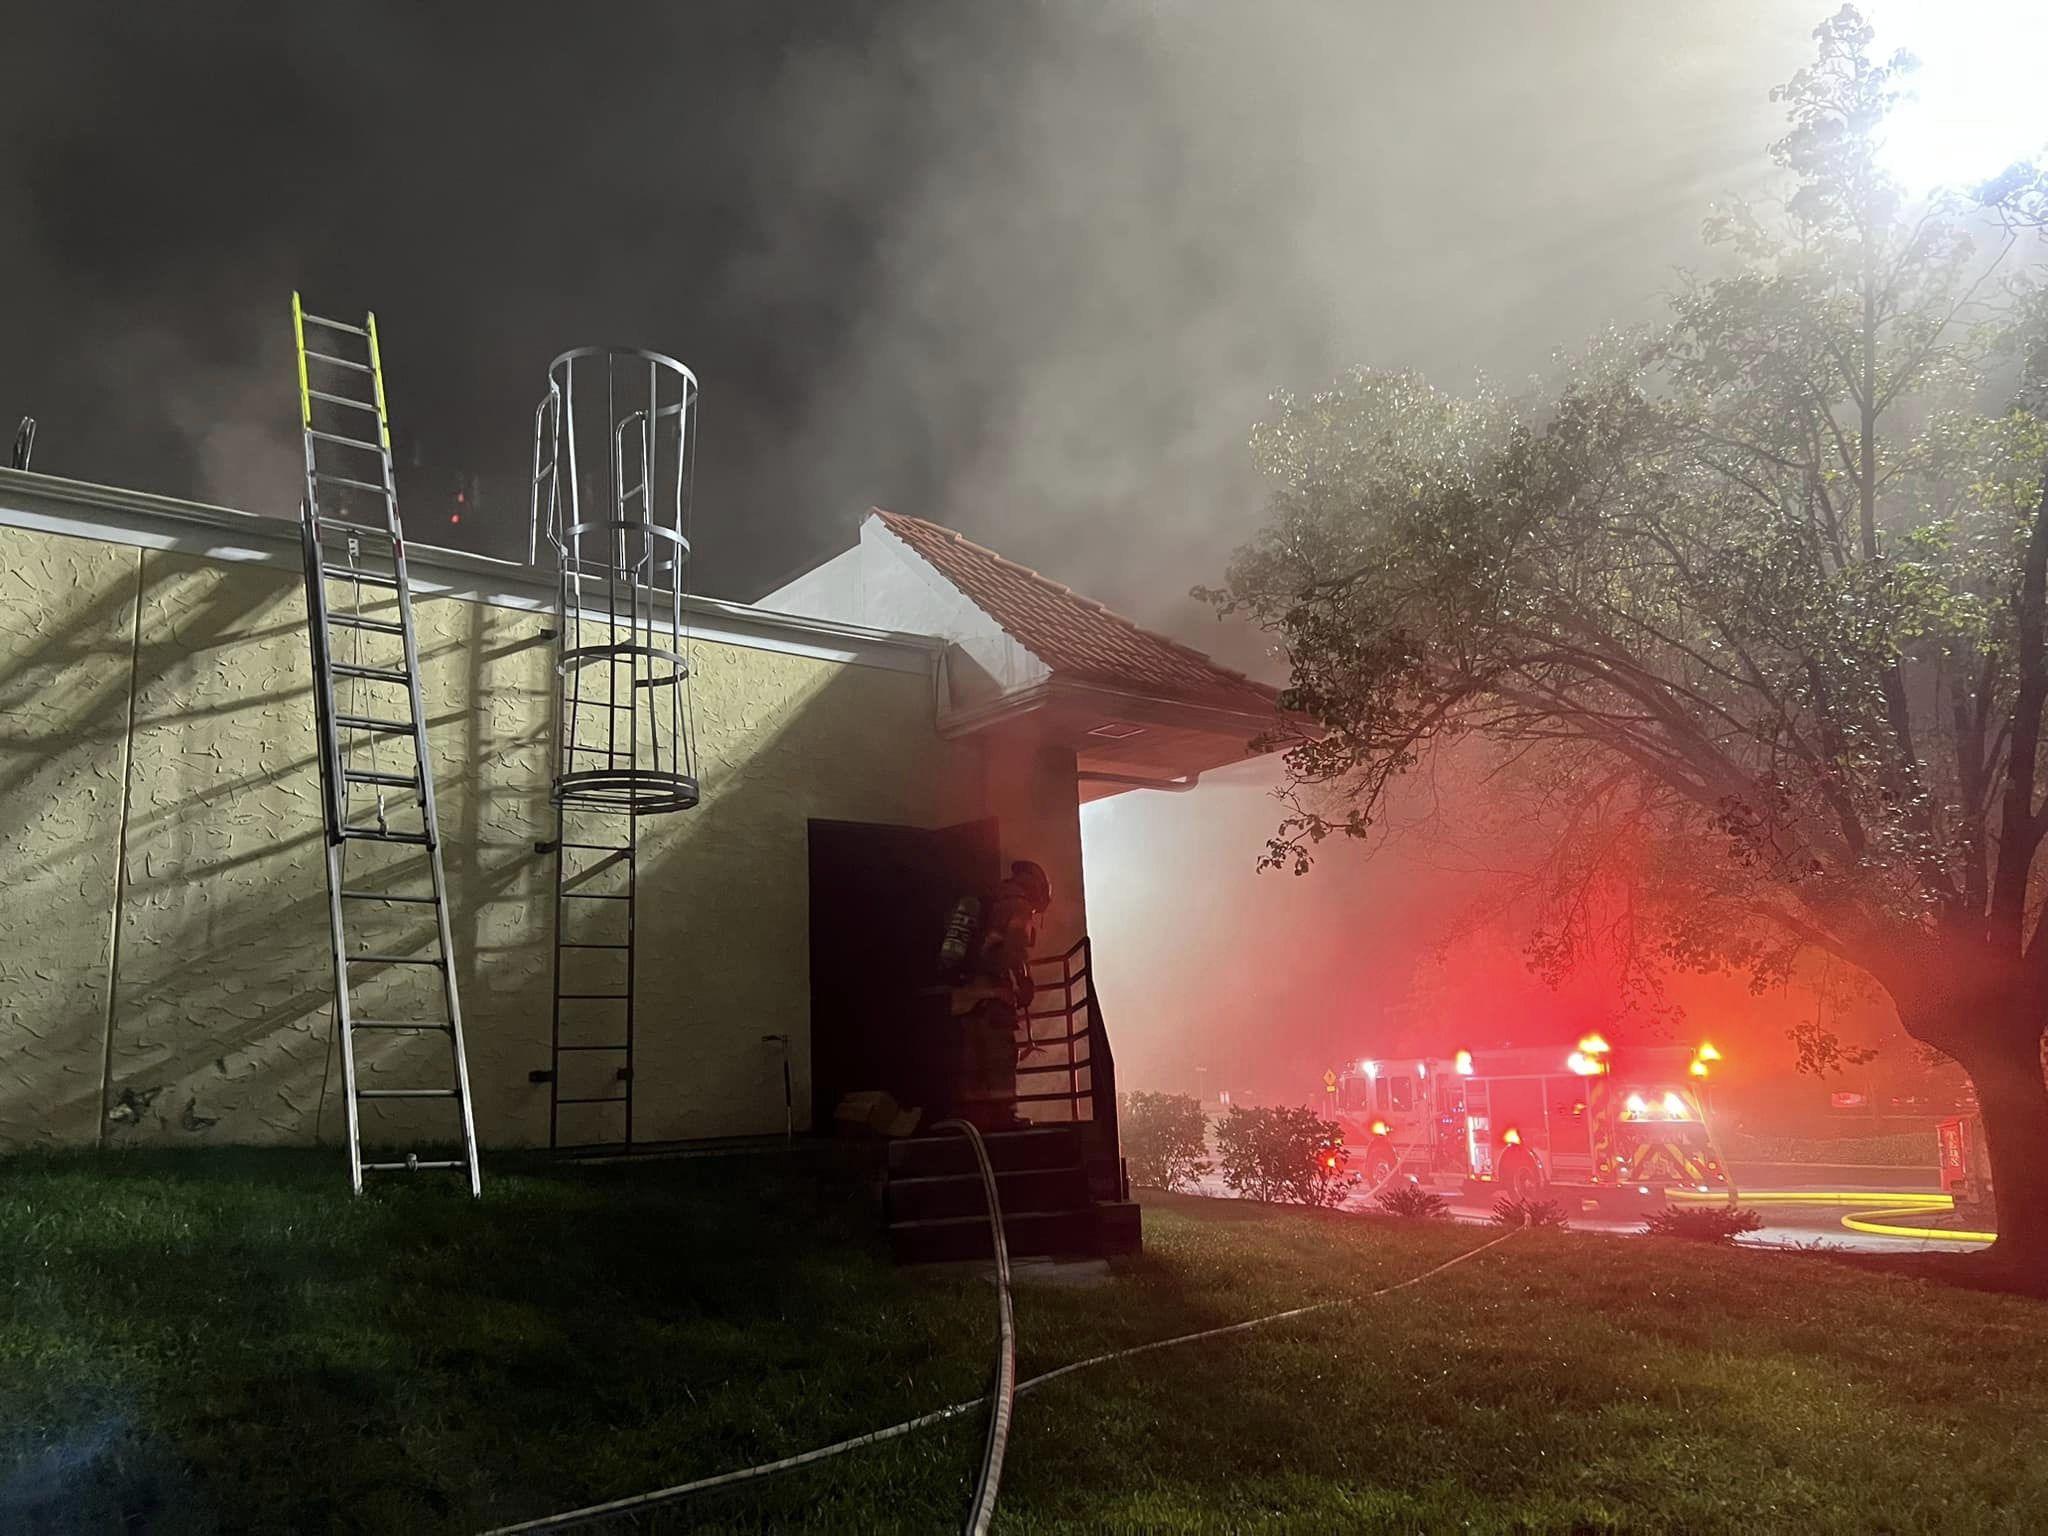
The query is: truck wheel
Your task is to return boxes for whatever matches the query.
[1499,1149,1543,1201]
[1365,1137,1398,1188]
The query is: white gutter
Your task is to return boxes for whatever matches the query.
[0,468,944,675]
[934,652,1281,744]
[1077,770,1202,794]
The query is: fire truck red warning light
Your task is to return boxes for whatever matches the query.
[1327,1042,1732,1203]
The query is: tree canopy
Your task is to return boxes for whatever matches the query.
[1210,6,2048,1258]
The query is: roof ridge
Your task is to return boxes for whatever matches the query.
[870,507,1269,691]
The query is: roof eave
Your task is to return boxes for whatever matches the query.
[936,666,1291,747]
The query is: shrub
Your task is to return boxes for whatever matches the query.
[1642,1204,1764,1242]
[1214,1105,1353,1207]
[1377,1185,1448,1219]
[1491,1196,1568,1230]
[1118,1092,1212,1191]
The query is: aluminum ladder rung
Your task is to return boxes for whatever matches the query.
[559,842,632,852]
[557,992,628,1000]
[557,1043,629,1052]
[356,1088,461,1100]
[343,769,418,788]
[307,428,383,453]
[350,1020,452,1032]
[302,313,369,336]
[561,891,629,901]
[340,827,431,846]
[306,350,373,373]
[332,664,412,686]
[557,1096,630,1106]
[346,952,445,966]
[321,566,403,589]
[333,713,416,734]
[316,518,396,539]
[308,387,379,413]
[313,471,392,496]
[362,1159,468,1172]
[559,942,630,951]
[328,614,405,634]
[340,890,437,904]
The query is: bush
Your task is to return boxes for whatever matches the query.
[1491,1196,1568,1230]
[1643,1204,1764,1242]
[1376,1185,1448,1219]
[1214,1105,1353,1207]
[1118,1092,1211,1191]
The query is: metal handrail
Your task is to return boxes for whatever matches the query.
[1020,937,1124,1201]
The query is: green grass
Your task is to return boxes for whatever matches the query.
[4,1151,2045,1533]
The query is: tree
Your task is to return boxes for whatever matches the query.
[1207,8,2048,1269]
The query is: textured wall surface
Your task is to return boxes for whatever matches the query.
[0,530,136,1146]
[0,521,1046,1153]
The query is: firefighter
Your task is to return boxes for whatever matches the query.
[940,860,1052,1130]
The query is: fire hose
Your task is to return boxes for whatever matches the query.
[479,1185,1518,1536]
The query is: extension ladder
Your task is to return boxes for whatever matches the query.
[293,292,482,1196]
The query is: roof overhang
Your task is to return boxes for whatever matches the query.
[936,658,1290,798]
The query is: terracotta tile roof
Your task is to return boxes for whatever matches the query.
[872,508,1280,715]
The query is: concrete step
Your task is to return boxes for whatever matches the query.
[886,1165,1090,1224]
[887,1124,1083,1178]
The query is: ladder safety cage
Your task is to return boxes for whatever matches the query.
[528,346,703,1152]
[292,292,483,1197]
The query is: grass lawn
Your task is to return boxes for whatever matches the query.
[4,1150,2045,1534]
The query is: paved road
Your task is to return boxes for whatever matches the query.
[1186,1172,1974,1253]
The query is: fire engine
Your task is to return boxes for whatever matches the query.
[1937,1111,1993,1221]
[1328,1035,1732,1202]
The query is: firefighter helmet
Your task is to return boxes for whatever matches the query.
[1009,860,1052,914]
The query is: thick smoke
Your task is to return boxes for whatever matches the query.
[3,2,1811,614]
[7,3,1912,1113]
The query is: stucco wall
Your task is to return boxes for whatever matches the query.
[0,519,1019,1153]
[0,533,136,1145]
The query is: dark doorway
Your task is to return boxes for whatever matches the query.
[807,817,1000,1128]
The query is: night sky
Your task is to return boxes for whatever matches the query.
[1,1,1818,654]
[6,3,1903,1097]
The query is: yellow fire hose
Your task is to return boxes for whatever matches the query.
[1669,1188,1994,1242]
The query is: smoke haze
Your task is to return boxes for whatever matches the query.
[5,2,1930,1115]
[3,2,1816,622]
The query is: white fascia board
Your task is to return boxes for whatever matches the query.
[938,676,1286,743]
[0,468,941,675]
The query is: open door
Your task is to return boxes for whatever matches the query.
[807,818,1000,1128]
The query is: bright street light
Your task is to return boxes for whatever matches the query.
[1874,2,2048,193]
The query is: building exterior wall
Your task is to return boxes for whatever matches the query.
[0,517,1027,1153]
[0,533,137,1147]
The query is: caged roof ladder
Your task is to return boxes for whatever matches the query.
[526,346,702,1153]
[292,292,483,1196]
